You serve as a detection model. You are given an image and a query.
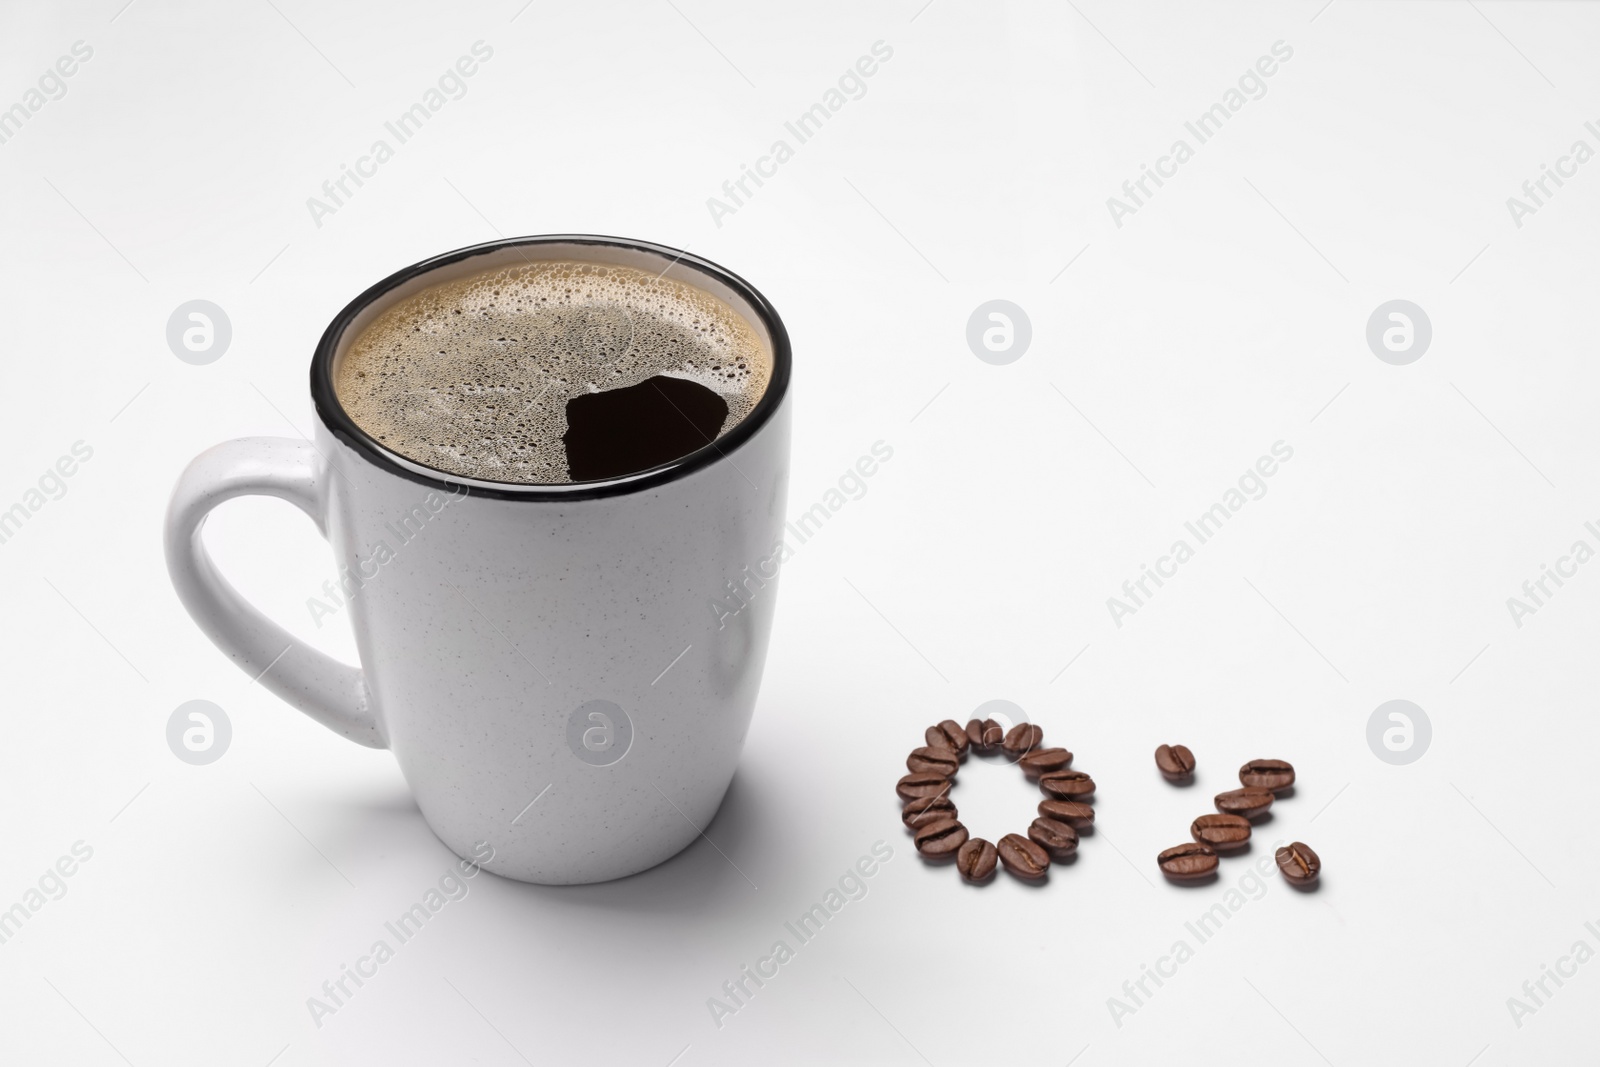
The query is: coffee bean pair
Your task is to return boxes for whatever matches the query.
[898,719,1093,885]
[1214,759,1293,825]
[945,832,1058,881]
[1152,747,1295,802]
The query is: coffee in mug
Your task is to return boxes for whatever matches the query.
[334,258,773,483]
[166,235,791,884]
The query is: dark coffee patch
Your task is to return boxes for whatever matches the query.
[562,375,728,482]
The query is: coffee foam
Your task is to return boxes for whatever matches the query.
[334,258,770,484]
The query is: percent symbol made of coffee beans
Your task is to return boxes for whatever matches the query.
[897,727,1321,890]
[896,718,1094,884]
[1150,746,1321,889]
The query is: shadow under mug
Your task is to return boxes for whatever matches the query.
[164,235,792,884]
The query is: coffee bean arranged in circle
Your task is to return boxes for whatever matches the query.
[956,838,998,882]
[1190,813,1251,852]
[926,720,970,755]
[1154,744,1196,782]
[1239,758,1295,793]
[964,719,992,752]
[1002,723,1044,756]
[997,833,1050,879]
[1038,799,1095,828]
[898,721,1094,886]
[1214,787,1273,819]
[906,746,960,776]
[1018,747,1073,776]
[914,818,969,857]
[901,793,956,819]
[903,803,959,830]
[1157,842,1218,882]
[1039,770,1095,800]
[1028,816,1079,856]
[1275,841,1320,886]
[897,772,953,801]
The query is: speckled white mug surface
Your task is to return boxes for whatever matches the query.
[165,236,792,884]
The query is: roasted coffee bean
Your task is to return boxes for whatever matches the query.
[906,746,960,776]
[1018,746,1073,776]
[897,772,953,802]
[1239,758,1295,792]
[903,804,959,830]
[1214,787,1273,819]
[964,718,991,751]
[938,718,971,755]
[901,793,956,818]
[997,833,1050,879]
[1275,842,1320,886]
[1154,744,1196,782]
[1002,723,1045,756]
[1028,816,1079,856]
[956,838,998,881]
[1158,842,1218,882]
[1038,799,1095,828]
[1039,770,1096,800]
[980,719,1004,747]
[1190,813,1251,851]
[913,817,968,857]
[925,720,970,755]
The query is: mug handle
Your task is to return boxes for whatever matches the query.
[164,437,386,748]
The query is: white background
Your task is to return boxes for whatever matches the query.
[2,1,1598,1064]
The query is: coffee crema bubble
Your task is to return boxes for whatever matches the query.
[334,259,771,484]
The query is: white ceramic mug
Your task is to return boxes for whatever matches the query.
[165,236,791,884]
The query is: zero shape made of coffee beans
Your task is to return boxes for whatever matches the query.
[913,818,968,857]
[1039,770,1095,800]
[997,834,1050,879]
[1213,787,1273,819]
[1239,758,1295,793]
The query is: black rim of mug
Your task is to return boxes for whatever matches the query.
[309,234,793,502]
